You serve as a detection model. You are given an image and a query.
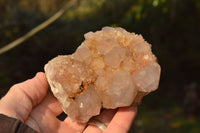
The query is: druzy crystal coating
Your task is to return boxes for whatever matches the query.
[44,27,161,123]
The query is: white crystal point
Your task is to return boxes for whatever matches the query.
[102,70,137,108]
[63,85,101,123]
[44,26,161,123]
[105,46,127,68]
[97,38,118,55]
[72,45,91,64]
[132,61,161,92]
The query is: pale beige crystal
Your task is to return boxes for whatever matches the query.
[44,26,161,123]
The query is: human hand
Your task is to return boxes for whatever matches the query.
[0,72,137,133]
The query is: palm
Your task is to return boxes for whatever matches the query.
[25,92,86,133]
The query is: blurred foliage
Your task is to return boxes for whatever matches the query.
[0,0,200,132]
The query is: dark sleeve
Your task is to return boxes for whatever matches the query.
[0,114,38,133]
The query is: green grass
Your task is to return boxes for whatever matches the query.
[130,105,200,133]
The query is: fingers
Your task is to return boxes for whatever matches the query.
[0,72,49,122]
[84,109,117,133]
[84,107,137,133]
[25,91,63,133]
[104,106,137,133]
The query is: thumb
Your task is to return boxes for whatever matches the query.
[0,72,49,122]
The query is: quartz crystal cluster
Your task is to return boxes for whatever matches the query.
[44,27,161,123]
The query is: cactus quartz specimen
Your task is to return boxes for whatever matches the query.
[44,27,161,123]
